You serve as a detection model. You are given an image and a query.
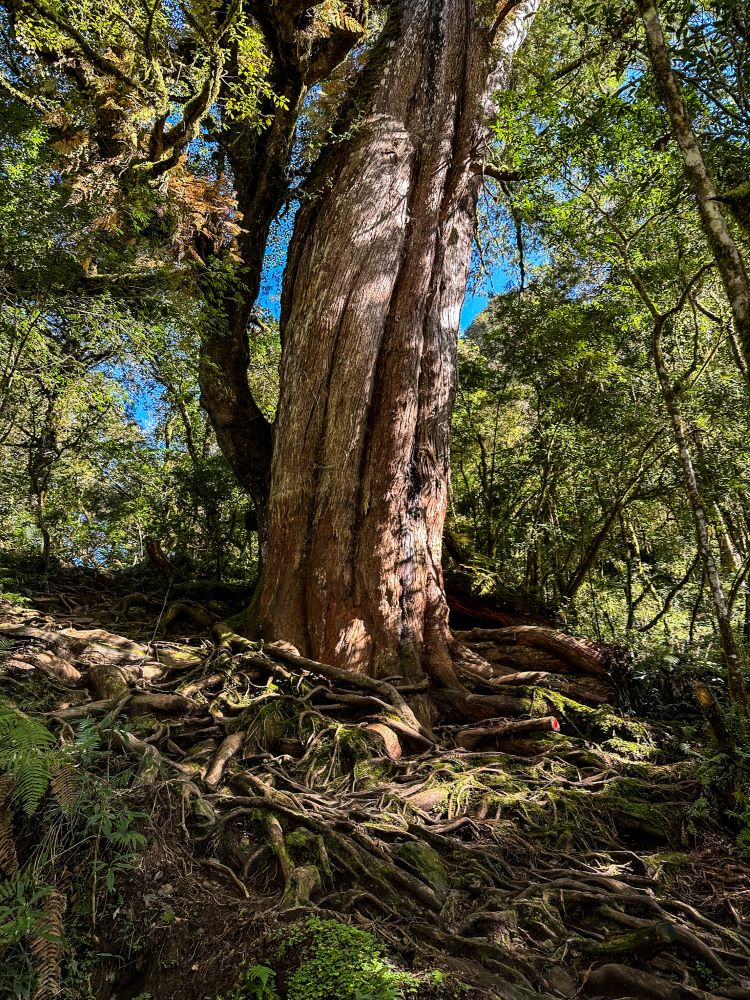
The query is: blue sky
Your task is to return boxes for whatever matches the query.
[461,260,511,330]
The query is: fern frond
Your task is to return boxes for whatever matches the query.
[0,699,56,815]
[0,701,55,753]
[73,719,101,753]
[30,889,65,1000]
[0,775,19,875]
[50,764,78,811]
[7,749,53,816]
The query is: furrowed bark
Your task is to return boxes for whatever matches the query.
[637,0,750,373]
[197,6,368,534]
[258,0,540,682]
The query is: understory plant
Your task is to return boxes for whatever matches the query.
[228,917,452,1000]
[0,702,147,998]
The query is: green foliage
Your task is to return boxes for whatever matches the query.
[0,874,56,998]
[272,917,421,1000]
[0,15,274,580]
[0,699,58,815]
[453,0,750,687]
[0,874,55,949]
[690,704,750,852]
[223,15,289,126]
[0,706,148,995]
[5,0,283,151]
[0,154,259,577]
[229,965,279,1000]
[222,919,426,1000]
[226,917,467,1000]
[694,960,720,992]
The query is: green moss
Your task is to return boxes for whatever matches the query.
[530,688,658,746]
[242,696,300,752]
[300,722,382,789]
[600,781,685,844]
[393,841,450,898]
[602,736,659,760]
[285,827,333,881]
[352,755,396,789]
[643,851,692,878]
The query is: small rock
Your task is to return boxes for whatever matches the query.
[545,966,576,998]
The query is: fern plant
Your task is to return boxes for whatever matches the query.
[0,698,59,815]
[0,703,149,999]
[0,874,59,1000]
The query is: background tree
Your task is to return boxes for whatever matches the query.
[450,0,750,707]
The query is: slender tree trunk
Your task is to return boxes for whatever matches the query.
[258,0,540,683]
[638,0,750,371]
[196,102,298,533]
[652,317,748,711]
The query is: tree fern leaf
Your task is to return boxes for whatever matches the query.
[30,890,65,1000]
[50,764,78,811]
[0,775,18,876]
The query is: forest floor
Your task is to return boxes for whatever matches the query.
[1,568,750,1000]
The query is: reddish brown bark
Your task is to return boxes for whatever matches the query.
[258,1,539,683]
[197,6,368,527]
[454,626,621,679]
[445,585,552,629]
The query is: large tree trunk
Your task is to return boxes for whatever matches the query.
[258,0,539,683]
[197,7,367,535]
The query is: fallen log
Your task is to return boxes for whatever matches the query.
[457,716,560,750]
[470,668,610,705]
[455,625,627,679]
[431,688,530,721]
[464,642,563,672]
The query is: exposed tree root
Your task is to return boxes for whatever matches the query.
[1,595,749,1000]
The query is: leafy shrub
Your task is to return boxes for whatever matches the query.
[227,918,424,1000]
[276,916,422,1000]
